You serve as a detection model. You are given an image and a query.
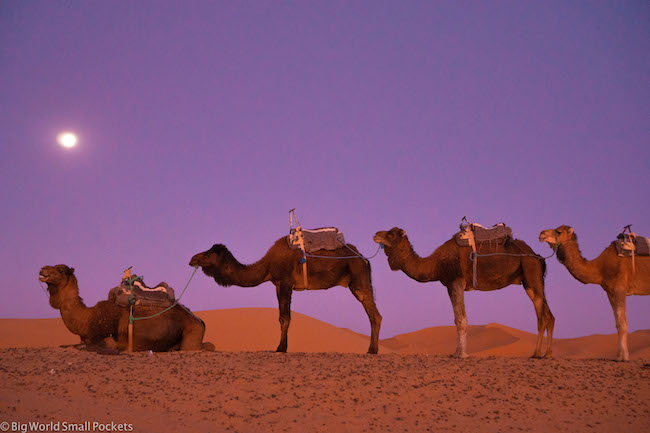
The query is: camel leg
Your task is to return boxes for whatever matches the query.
[180,317,206,351]
[115,312,130,352]
[349,284,382,354]
[524,287,549,358]
[607,291,629,362]
[275,284,292,353]
[447,280,468,358]
[542,298,554,358]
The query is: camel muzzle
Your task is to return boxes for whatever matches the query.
[538,232,555,243]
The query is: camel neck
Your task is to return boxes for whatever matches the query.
[388,238,439,283]
[53,279,93,337]
[206,255,270,288]
[556,241,602,285]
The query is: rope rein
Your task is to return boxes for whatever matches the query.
[470,230,560,262]
[468,229,562,289]
[304,239,383,261]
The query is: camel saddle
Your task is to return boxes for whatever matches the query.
[455,222,512,247]
[615,233,650,257]
[109,275,176,307]
[287,227,345,252]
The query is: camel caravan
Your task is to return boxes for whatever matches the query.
[41,212,649,361]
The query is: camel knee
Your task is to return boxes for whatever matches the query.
[455,317,467,332]
[614,311,628,333]
[181,322,205,351]
[279,314,291,329]
[546,312,555,333]
[546,308,555,324]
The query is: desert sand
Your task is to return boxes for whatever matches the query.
[1,308,649,432]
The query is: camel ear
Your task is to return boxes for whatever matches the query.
[567,228,574,235]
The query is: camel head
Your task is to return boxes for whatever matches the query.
[373,228,409,270]
[189,244,226,268]
[539,225,576,247]
[189,244,235,286]
[39,264,76,309]
[373,227,405,248]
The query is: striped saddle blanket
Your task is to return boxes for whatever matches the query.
[455,223,513,247]
[287,227,345,252]
[109,276,176,307]
[615,233,650,257]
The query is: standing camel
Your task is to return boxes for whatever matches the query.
[374,227,554,358]
[539,225,650,361]
[189,238,382,354]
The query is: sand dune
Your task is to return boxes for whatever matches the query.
[197,308,394,353]
[2,308,650,359]
[0,318,79,348]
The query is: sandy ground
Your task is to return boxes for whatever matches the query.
[1,309,649,432]
[1,349,648,433]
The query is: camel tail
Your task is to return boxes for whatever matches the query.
[367,260,375,300]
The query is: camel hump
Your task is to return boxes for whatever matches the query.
[108,275,175,307]
[287,227,346,252]
[455,222,513,247]
[615,232,650,257]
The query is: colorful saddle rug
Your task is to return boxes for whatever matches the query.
[615,233,650,257]
[454,222,513,247]
[109,276,176,307]
[287,227,345,252]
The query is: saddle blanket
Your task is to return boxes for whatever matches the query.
[615,234,650,257]
[455,222,513,247]
[287,227,345,252]
[109,276,176,307]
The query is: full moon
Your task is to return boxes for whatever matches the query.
[57,132,77,148]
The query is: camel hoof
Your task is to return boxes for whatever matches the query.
[452,352,468,359]
[543,352,553,359]
[275,347,287,353]
[367,348,378,355]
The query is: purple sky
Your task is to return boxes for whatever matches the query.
[2,1,648,339]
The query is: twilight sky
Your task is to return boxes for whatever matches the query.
[1,1,648,339]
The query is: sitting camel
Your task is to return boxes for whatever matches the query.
[189,238,382,354]
[374,227,554,358]
[539,225,650,361]
[39,264,208,352]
